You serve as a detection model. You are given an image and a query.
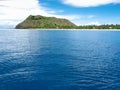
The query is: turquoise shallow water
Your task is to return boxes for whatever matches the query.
[0,29,120,90]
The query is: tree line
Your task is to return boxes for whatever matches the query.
[76,24,120,29]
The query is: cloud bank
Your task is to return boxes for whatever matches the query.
[61,0,120,7]
[0,0,50,28]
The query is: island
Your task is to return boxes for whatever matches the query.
[16,15,76,29]
[16,15,120,29]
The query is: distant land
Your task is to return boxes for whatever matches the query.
[16,15,120,29]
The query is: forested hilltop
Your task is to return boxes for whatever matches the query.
[16,15,76,29]
[16,15,120,29]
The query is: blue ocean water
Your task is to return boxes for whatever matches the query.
[0,29,120,90]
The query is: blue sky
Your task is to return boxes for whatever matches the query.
[0,0,120,28]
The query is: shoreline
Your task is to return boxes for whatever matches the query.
[0,28,120,31]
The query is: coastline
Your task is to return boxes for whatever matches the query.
[15,28,120,31]
[1,28,120,31]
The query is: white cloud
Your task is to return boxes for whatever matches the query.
[0,0,50,28]
[55,14,82,20]
[87,15,95,19]
[86,21,101,25]
[71,20,101,26]
[61,0,120,7]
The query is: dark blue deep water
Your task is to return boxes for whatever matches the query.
[0,29,120,90]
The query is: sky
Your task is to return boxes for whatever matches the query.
[0,0,120,28]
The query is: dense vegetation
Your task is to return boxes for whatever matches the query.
[77,24,120,29]
[16,15,76,29]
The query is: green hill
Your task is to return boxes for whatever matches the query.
[16,15,76,29]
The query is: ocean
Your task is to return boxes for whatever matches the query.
[0,29,120,90]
